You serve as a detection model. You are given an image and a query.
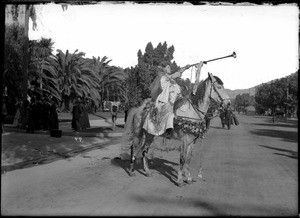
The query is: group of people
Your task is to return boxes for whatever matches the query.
[71,98,90,132]
[219,102,239,128]
[12,95,59,133]
[9,96,91,133]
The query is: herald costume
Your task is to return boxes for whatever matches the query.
[143,65,190,136]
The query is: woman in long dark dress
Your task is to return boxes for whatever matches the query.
[79,100,90,130]
[49,97,59,130]
[72,99,80,131]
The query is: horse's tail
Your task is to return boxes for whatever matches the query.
[123,108,136,135]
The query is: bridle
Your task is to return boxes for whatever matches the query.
[209,78,230,105]
[176,76,229,120]
[194,76,229,116]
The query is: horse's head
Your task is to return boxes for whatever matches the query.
[190,72,230,115]
[207,72,230,108]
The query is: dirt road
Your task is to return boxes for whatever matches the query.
[1,114,298,216]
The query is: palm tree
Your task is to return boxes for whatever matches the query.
[76,57,102,106]
[30,38,53,88]
[89,56,111,105]
[28,38,60,100]
[90,56,111,110]
[39,55,61,100]
[56,49,100,111]
[56,49,83,111]
[100,66,127,103]
[105,66,127,101]
[89,56,127,110]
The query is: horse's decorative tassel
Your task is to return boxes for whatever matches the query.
[190,66,193,82]
[193,62,202,95]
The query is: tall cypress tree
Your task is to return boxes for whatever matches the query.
[125,41,180,108]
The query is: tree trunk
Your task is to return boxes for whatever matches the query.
[272,106,276,123]
[20,5,29,129]
[40,58,44,90]
[99,96,103,112]
[64,96,70,112]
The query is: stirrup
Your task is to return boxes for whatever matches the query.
[165,129,173,139]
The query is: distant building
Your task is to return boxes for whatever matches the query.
[245,105,255,116]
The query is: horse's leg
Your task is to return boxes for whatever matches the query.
[177,139,187,187]
[128,133,141,176]
[142,132,154,177]
[128,143,136,177]
[184,140,195,184]
[143,149,151,177]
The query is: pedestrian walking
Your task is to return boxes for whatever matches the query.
[124,102,129,123]
[111,102,118,131]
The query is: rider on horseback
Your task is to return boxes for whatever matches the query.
[144,62,204,139]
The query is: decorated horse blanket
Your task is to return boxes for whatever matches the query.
[142,102,174,136]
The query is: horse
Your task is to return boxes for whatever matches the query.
[220,107,239,129]
[220,108,233,129]
[125,72,230,187]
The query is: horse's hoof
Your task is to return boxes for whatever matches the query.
[177,181,185,187]
[145,172,153,177]
[185,179,193,185]
[128,171,136,177]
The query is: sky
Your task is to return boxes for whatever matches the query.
[28,2,299,90]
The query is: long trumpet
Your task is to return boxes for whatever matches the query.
[190,52,236,67]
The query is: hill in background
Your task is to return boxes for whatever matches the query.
[225,71,297,100]
[225,87,256,99]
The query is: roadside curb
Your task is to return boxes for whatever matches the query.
[2,125,124,138]
[1,137,122,174]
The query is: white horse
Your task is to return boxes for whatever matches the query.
[125,72,230,186]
